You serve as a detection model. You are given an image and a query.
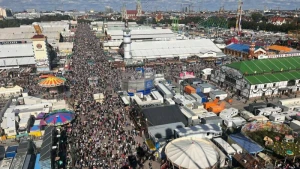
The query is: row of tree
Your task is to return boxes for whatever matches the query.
[0,15,71,28]
[228,18,300,33]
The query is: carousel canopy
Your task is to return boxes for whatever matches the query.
[165,137,220,169]
[30,125,40,131]
[44,110,74,126]
[39,76,66,88]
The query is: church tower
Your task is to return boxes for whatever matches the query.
[136,0,142,16]
[121,3,127,21]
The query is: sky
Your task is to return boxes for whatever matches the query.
[0,0,299,12]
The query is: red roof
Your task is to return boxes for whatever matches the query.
[270,17,285,23]
[32,34,46,39]
[127,10,137,14]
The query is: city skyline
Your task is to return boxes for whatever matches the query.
[0,0,300,12]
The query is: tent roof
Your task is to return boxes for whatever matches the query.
[40,126,54,161]
[165,137,220,169]
[142,105,188,126]
[229,133,264,154]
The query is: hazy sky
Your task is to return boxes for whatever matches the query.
[0,0,299,12]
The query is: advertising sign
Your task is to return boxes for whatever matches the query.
[0,41,27,45]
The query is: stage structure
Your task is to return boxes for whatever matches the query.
[122,68,155,95]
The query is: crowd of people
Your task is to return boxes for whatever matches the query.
[65,23,151,169]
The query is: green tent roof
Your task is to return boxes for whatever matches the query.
[245,71,300,85]
[227,57,300,74]
[225,57,300,85]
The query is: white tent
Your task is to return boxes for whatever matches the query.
[165,137,226,169]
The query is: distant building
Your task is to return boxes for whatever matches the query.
[268,17,286,25]
[224,43,267,59]
[122,0,144,20]
[211,57,300,98]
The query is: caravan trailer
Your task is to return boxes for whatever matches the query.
[269,114,285,122]
[255,107,282,116]
[212,137,236,156]
[239,111,254,121]
[209,90,228,100]
[165,98,175,105]
[279,98,300,110]
[219,108,239,120]
[248,103,267,113]
[223,117,246,128]
[180,106,200,126]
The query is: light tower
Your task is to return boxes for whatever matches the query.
[123,20,132,59]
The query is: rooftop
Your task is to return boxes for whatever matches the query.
[142,105,188,126]
[226,57,300,85]
[227,57,300,74]
[229,133,264,154]
[226,43,261,53]
[130,39,222,59]
[0,44,34,58]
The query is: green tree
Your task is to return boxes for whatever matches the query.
[251,12,263,23]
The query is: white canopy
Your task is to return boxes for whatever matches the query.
[165,137,221,169]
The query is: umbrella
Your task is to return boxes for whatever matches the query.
[39,76,66,88]
[36,112,46,119]
[44,110,74,126]
[30,125,40,132]
[40,119,47,126]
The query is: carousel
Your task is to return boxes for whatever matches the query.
[38,75,66,96]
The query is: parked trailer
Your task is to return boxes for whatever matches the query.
[180,106,200,126]
[157,83,173,99]
[239,111,254,121]
[212,137,236,156]
[219,108,239,120]
[198,83,215,94]
[248,103,267,113]
[209,90,228,100]
[223,117,246,128]
[196,92,208,103]
[164,98,175,105]
[279,98,300,106]
[279,98,300,110]
[231,144,243,154]
[190,93,202,103]
[255,107,282,116]
[269,114,285,122]
[151,91,164,104]
[184,85,196,94]
[290,120,300,130]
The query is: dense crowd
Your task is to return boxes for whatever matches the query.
[65,23,152,169]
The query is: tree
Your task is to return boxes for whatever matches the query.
[251,12,263,23]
